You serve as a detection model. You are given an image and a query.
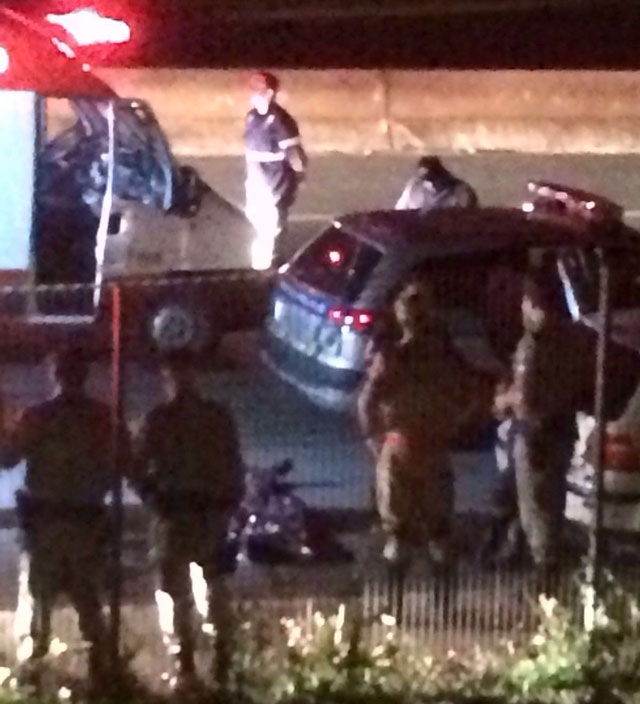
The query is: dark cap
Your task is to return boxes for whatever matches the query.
[248,71,279,94]
[417,155,445,175]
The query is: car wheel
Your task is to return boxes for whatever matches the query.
[149,303,218,355]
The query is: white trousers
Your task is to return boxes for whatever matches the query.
[245,173,283,271]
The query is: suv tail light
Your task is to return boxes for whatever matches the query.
[604,431,639,472]
[327,307,374,333]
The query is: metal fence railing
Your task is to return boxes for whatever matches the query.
[0,276,637,692]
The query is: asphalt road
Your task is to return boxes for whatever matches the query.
[190,152,640,259]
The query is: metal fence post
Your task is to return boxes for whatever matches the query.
[585,247,611,631]
[386,564,405,624]
[109,283,124,675]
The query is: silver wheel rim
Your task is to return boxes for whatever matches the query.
[151,305,197,351]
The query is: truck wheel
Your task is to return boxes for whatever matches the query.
[149,303,218,355]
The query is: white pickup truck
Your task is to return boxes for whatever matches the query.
[0,9,266,357]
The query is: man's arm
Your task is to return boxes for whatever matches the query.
[357,351,391,456]
[285,142,308,175]
[395,179,416,210]
[276,111,308,176]
[217,407,245,511]
[0,403,31,469]
[454,181,479,208]
[127,413,157,499]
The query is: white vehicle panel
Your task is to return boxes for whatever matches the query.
[104,189,255,278]
[0,90,36,272]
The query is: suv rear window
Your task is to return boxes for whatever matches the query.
[559,249,640,315]
[290,226,382,301]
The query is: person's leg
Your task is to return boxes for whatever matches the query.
[152,520,198,684]
[14,552,35,662]
[425,464,457,624]
[198,519,235,689]
[271,202,289,268]
[245,174,281,271]
[24,526,59,662]
[27,561,53,660]
[67,526,109,687]
[376,438,410,566]
[515,425,571,596]
[204,565,234,689]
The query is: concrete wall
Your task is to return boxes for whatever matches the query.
[89,68,640,155]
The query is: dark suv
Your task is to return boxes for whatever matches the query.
[263,182,640,415]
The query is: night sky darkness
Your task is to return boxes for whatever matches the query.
[7,1,639,68]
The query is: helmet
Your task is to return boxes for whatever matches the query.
[248,70,279,94]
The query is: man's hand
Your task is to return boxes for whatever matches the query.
[0,394,25,469]
[493,383,520,420]
[365,437,381,459]
[287,145,308,176]
[0,395,22,434]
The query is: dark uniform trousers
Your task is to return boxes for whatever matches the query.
[18,499,108,675]
[152,507,233,682]
[509,321,585,592]
[514,417,576,578]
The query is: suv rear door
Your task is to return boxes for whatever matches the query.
[269,225,382,362]
[406,252,528,374]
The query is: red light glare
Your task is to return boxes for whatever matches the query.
[356,312,373,327]
[327,307,375,332]
[327,249,343,265]
[0,46,9,73]
[46,9,131,46]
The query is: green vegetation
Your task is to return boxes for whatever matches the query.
[1,573,639,704]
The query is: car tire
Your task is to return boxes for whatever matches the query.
[148,303,219,355]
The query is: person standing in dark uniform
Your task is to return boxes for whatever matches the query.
[0,348,129,690]
[244,71,308,270]
[494,266,586,594]
[395,156,478,212]
[358,281,493,566]
[134,351,244,693]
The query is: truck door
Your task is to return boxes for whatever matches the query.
[111,99,177,212]
[34,94,117,320]
[33,96,182,319]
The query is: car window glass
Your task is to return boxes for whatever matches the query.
[290,226,382,301]
[558,248,640,314]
